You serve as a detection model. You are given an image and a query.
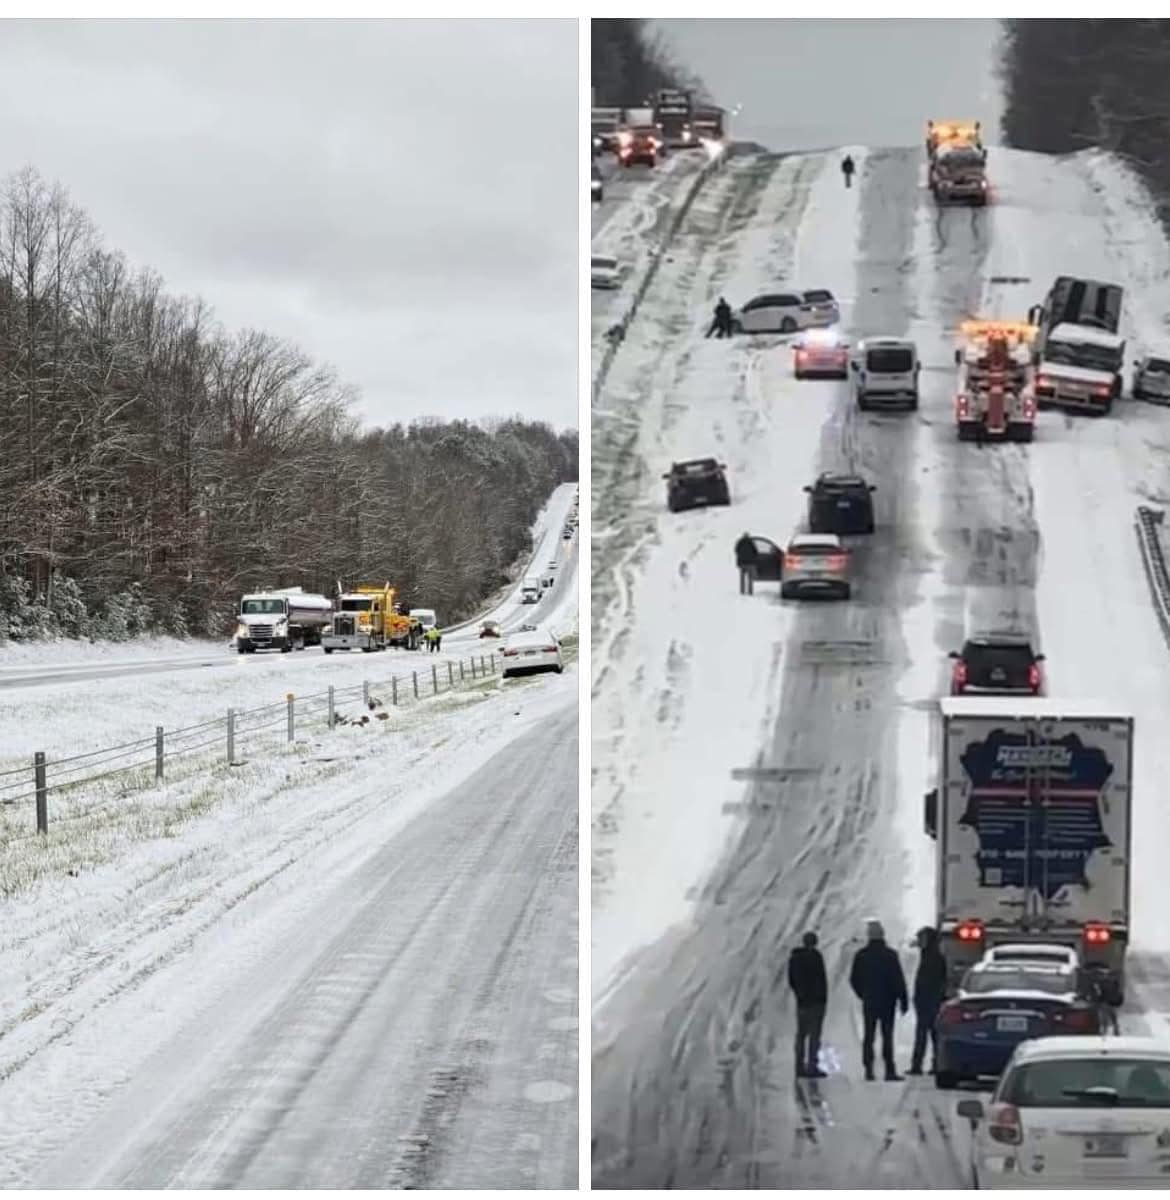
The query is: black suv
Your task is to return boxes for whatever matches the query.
[804,473,876,535]
[664,458,731,512]
[949,632,1045,696]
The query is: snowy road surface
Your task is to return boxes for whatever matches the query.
[591,142,1170,1187]
[10,695,577,1188]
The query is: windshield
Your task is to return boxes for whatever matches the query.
[592,256,617,270]
[1045,338,1122,371]
[1002,1059,1170,1108]
[940,149,983,169]
[1147,358,1170,374]
[867,348,914,373]
[339,598,372,612]
[962,967,1075,995]
[803,289,833,304]
[241,599,286,615]
[411,609,435,623]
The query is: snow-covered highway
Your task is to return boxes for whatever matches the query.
[591,141,1170,1187]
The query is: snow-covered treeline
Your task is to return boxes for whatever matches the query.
[0,167,577,644]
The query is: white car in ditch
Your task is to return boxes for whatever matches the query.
[1132,354,1170,404]
[501,627,564,678]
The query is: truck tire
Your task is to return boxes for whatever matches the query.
[238,646,247,655]
[1010,424,1034,443]
[324,647,333,654]
[281,643,292,654]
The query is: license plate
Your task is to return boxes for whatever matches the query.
[836,500,851,509]
[524,650,538,657]
[990,667,1005,681]
[1084,1133,1127,1158]
[996,1015,1028,1033]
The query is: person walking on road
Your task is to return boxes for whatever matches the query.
[841,154,856,189]
[734,532,758,595]
[908,926,948,1076]
[849,918,908,1081]
[787,931,829,1078]
[706,296,733,339]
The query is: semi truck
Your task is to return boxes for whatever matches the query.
[1028,276,1126,411]
[236,588,333,653]
[653,88,694,147]
[924,698,1133,1001]
[322,583,422,653]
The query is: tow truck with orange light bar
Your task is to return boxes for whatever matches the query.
[953,319,1038,442]
[926,118,983,160]
[923,697,1132,1003]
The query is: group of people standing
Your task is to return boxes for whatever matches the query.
[786,920,947,1081]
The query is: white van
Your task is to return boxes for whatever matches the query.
[521,576,541,604]
[851,337,920,411]
[409,607,437,631]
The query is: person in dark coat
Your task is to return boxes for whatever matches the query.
[706,296,733,339]
[841,154,856,189]
[849,918,908,1081]
[787,931,828,1078]
[909,926,948,1075]
[734,532,758,595]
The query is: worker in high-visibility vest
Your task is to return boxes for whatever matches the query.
[425,625,442,653]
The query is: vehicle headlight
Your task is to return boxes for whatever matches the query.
[275,620,288,632]
[236,622,248,638]
[591,178,602,191]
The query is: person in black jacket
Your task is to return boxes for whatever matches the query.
[909,925,948,1075]
[706,296,733,339]
[734,532,758,595]
[849,918,908,1081]
[787,931,828,1078]
[841,154,856,189]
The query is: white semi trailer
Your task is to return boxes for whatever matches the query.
[236,587,333,653]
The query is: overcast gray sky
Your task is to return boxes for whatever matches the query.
[655,19,1003,153]
[0,18,577,432]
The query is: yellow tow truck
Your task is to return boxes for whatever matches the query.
[322,583,423,653]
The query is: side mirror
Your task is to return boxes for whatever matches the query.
[957,1099,984,1122]
[1035,653,1046,661]
[662,473,671,480]
[1027,304,1041,324]
[947,650,960,659]
[802,485,812,493]
[868,485,877,492]
[924,788,938,839]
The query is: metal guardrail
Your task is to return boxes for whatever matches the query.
[0,651,499,834]
[1135,505,1170,647]
[592,148,729,405]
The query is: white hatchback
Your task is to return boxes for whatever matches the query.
[959,1037,1170,1188]
[591,254,620,290]
[501,628,564,678]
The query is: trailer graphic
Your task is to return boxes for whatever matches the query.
[956,727,1114,899]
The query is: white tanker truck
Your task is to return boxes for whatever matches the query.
[235,587,333,653]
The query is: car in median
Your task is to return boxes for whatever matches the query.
[805,472,876,535]
[501,627,564,678]
[794,329,849,379]
[591,254,620,290]
[730,292,810,335]
[936,959,1100,1089]
[663,458,731,513]
[1132,354,1170,404]
[957,1037,1170,1188]
[949,630,1045,696]
[780,533,851,600]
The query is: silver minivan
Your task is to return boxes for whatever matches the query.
[851,337,920,411]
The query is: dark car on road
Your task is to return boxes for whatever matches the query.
[664,458,731,513]
[805,472,876,535]
[949,631,1045,696]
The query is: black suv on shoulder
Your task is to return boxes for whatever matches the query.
[804,473,876,535]
[663,458,731,512]
[949,632,1045,696]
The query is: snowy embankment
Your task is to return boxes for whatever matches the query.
[591,149,866,1000]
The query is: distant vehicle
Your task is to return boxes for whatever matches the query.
[794,329,849,379]
[617,125,660,168]
[780,533,851,600]
[562,525,574,540]
[1133,354,1170,403]
[851,337,920,410]
[949,631,1044,696]
[930,143,988,206]
[691,105,726,143]
[980,943,1081,972]
[957,1037,1170,1188]
[518,622,539,632]
[520,576,541,604]
[926,118,983,160]
[591,162,604,204]
[653,87,694,148]
[409,607,437,632]
[935,959,1099,1088]
[800,288,841,327]
[542,563,557,590]
[804,473,876,536]
[731,293,807,335]
[479,620,502,639]
[501,628,564,678]
[591,106,622,154]
[591,254,620,290]
[663,458,731,512]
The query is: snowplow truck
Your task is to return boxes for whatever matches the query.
[236,588,333,653]
[926,119,983,161]
[930,143,988,206]
[322,583,422,653]
[954,320,1037,443]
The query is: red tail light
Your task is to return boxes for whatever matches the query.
[542,645,557,654]
[1028,663,1041,691]
[956,919,984,943]
[827,555,847,570]
[953,660,968,688]
[939,1002,978,1026]
[1084,923,1111,946]
[1094,385,1111,398]
[1061,1006,1097,1032]
[787,555,802,570]
[1036,375,1051,390]
[956,393,970,417]
[1022,394,1036,418]
[988,1103,1022,1146]
[796,350,807,361]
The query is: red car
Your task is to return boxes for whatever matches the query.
[794,331,849,380]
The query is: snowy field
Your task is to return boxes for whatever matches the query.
[591,142,1170,1187]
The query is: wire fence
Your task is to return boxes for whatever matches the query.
[1135,505,1170,649]
[0,650,499,835]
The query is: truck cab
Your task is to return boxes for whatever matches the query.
[521,576,541,604]
[1034,323,1125,413]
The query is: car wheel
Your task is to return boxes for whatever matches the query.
[237,646,247,655]
[324,647,333,654]
[841,584,852,600]
[555,665,564,674]
[1011,424,1034,443]
[857,393,869,411]
[865,522,875,534]
[1100,399,1114,416]
[780,584,794,600]
[781,316,797,333]
[935,1070,959,1090]
[794,369,803,380]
